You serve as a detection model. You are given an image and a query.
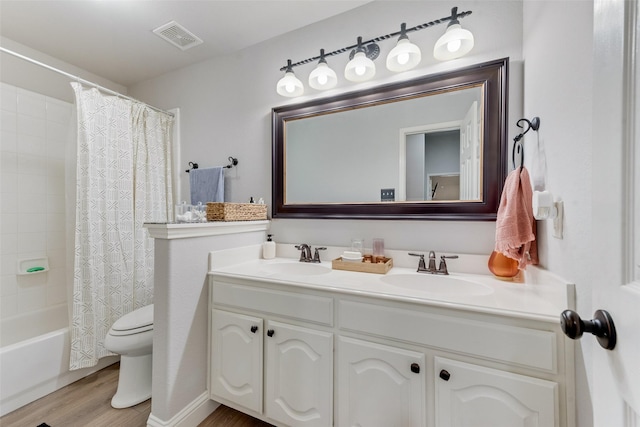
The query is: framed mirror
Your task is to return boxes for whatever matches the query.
[272,58,508,220]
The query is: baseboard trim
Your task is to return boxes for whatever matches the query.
[147,392,219,427]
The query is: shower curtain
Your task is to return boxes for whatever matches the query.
[69,83,173,370]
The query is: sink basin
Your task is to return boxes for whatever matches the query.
[261,262,332,276]
[380,274,494,296]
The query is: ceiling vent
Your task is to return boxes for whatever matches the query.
[153,21,203,51]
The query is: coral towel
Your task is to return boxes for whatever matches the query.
[495,167,538,269]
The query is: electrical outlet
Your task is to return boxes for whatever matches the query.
[381,188,395,202]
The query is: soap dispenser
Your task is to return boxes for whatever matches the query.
[263,234,276,259]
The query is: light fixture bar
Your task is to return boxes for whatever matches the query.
[278,8,472,71]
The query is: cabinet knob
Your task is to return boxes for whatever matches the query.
[560,309,617,350]
[410,363,420,374]
[439,369,451,381]
[267,329,275,337]
[250,325,258,333]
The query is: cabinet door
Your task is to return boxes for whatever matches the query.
[265,320,333,427]
[435,357,558,427]
[337,336,426,427]
[210,309,263,413]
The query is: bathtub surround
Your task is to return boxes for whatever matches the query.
[69,83,174,370]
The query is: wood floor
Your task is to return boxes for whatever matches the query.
[0,363,273,427]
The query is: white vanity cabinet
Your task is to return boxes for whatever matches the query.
[209,279,334,427]
[337,336,426,427]
[434,357,557,427]
[208,273,574,427]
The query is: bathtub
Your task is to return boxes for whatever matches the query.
[0,304,117,416]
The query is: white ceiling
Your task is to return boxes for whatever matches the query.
[0,0,370,87]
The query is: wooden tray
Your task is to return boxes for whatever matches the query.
[332,256,393,274]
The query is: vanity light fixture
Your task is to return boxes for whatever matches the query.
[344,37,378,82]
[276,59,304,97]
[433,7,475,61]
[308,49,338,90]
[276,6,473,97]
[386,23,422,72]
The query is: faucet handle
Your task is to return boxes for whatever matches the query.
[408,253,427,272]
[438,255,459,275]
[313,247,327,263]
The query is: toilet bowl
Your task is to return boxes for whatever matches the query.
[104,304,154,409]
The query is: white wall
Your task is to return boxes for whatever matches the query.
[523,1,594,425]
[129,0,523,255]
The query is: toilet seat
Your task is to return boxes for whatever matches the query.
[109,304,154,336]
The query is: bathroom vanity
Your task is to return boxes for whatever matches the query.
[207,246,575,427]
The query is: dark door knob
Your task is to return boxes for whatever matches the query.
[560,309,616,350]
[250,325,258,333]
[439,369,451,381]
[410,363,420,374]
[267,329,275,337]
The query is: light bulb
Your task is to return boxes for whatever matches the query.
[386,35,421,72]
[285,83,295,93]
[355,66,366,76]
[308,59,337,90]
[397,53,410,65]
[447,39,462,53]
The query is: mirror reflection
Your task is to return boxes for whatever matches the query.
[286,86,482,204]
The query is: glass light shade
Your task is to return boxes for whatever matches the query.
[344,51,376,82]
[276,71,304,97]
[386,38,422,72]
[309,62,337,90]
[433,23,474,61]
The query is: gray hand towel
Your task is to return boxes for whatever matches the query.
[190,167,224,205]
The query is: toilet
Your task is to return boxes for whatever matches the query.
[104,304,154,408]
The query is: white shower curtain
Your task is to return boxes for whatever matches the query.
[69,83,173,370]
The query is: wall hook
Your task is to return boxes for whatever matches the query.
[512,116,541,170]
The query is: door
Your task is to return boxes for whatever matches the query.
[592,0,640,424]
[434,357,557,427]
[337,336,426,427]
[210,309,263,413]
[265,320,333,427]
[459,101,479,200]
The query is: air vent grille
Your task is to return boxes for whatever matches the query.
[153,21,203,51]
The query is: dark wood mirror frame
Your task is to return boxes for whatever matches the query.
[272,57,508,221]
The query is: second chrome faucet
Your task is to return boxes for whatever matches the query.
[409,251,458,275]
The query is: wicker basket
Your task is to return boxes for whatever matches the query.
[206,202,267,221]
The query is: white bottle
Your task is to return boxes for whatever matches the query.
[263,234,276,259]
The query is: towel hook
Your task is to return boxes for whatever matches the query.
[512,117,540,171]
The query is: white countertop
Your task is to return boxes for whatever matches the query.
[208,245,574,323]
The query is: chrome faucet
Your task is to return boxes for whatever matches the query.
[295,244,312,262]
[409,252,458,275]
[295,244,325,263]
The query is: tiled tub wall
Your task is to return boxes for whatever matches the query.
[1,82,72,327]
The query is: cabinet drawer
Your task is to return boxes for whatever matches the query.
[212,281,333,326]
[339,300,556,372]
